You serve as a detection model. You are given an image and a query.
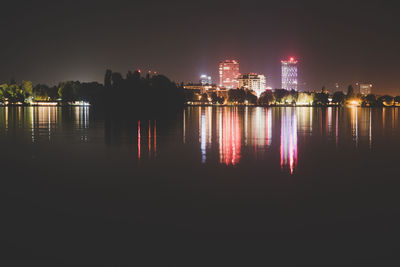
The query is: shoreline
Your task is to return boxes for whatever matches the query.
[1,103,399,108]
[184,104,400,108]
[0,103,90,107]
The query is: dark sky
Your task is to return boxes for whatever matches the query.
[1,0,399,94]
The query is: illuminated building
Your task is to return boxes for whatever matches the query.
[184,83,222,95]
[358,83,372,95]
[281,57,298,91]
[200,74,212,85]
[219,60,240,89]
[238,73,266,97]
[184,84,210,94]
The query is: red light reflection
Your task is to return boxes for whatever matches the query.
[219,109,241,165]
[138,120,141,160]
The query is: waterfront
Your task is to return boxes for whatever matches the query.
[3,106,400,265]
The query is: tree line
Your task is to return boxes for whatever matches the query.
[0,70,185,113]
[0,79,104,104]
[184,85,400,107]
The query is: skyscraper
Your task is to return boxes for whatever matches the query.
[281,57,298,91]
[219,60,240,89]
[238,73,266,97]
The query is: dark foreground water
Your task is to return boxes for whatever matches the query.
[2,106,400,266]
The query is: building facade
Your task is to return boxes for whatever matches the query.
[238,73,266,97]
[219,60,240,89]
[281,57,298,91]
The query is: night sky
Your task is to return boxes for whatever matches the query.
[1,0,399,94]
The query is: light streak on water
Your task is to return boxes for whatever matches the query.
[280,109,298,174]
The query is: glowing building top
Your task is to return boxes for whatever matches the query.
[281,57,298,91]
[219,60,240,89]
[200,74,212,85]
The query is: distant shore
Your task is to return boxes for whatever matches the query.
[185,103,400,108]
[0,101,90,107]
[1,103,400,108]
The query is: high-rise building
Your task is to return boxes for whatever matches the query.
[358,83,372,95]
[238,73,266,97]
[219,60,240,89]
[200,74,212,85]
[281,57,298,91]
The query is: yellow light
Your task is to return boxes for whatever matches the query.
[348,100,361,107]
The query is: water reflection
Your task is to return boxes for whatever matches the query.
[137,120,157,162]
[182,107,381,173]
[251,108,272,150]
[200,108,207,163]
[0,106,90,143]
[218,107,241,165]
[32,106,59,142]
[351,107,359,147]
[183,107,275,166]
[0,106,396,174]
[74,106,90,142]
[280,108,298,174]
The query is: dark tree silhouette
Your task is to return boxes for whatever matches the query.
[228,89,246,103]
[313,92,329,106]
[58,81,80,102]
[184,90,197,103]
[364,94,377,107]
[332,91,345,105]
[200,93,209,103]
[103,70,184,116]
[245,90,257,104]
[394,96,400,105]
[274,89,289,103]
[347,85,355,98]
[258,91,274,106]
[104,70,112,89]
[210,92,224,104]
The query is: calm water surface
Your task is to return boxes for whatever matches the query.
[2,106,400,265]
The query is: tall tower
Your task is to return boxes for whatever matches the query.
[281,57,298,91]
[219,60,240,89]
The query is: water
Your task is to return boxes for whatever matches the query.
[2,106,400,265]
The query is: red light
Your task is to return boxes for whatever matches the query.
[290,57,294,61]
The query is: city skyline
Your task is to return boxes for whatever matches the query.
[0,50,391,95]
[1,1,400,95]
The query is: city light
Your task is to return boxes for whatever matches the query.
[349,100,361,107]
